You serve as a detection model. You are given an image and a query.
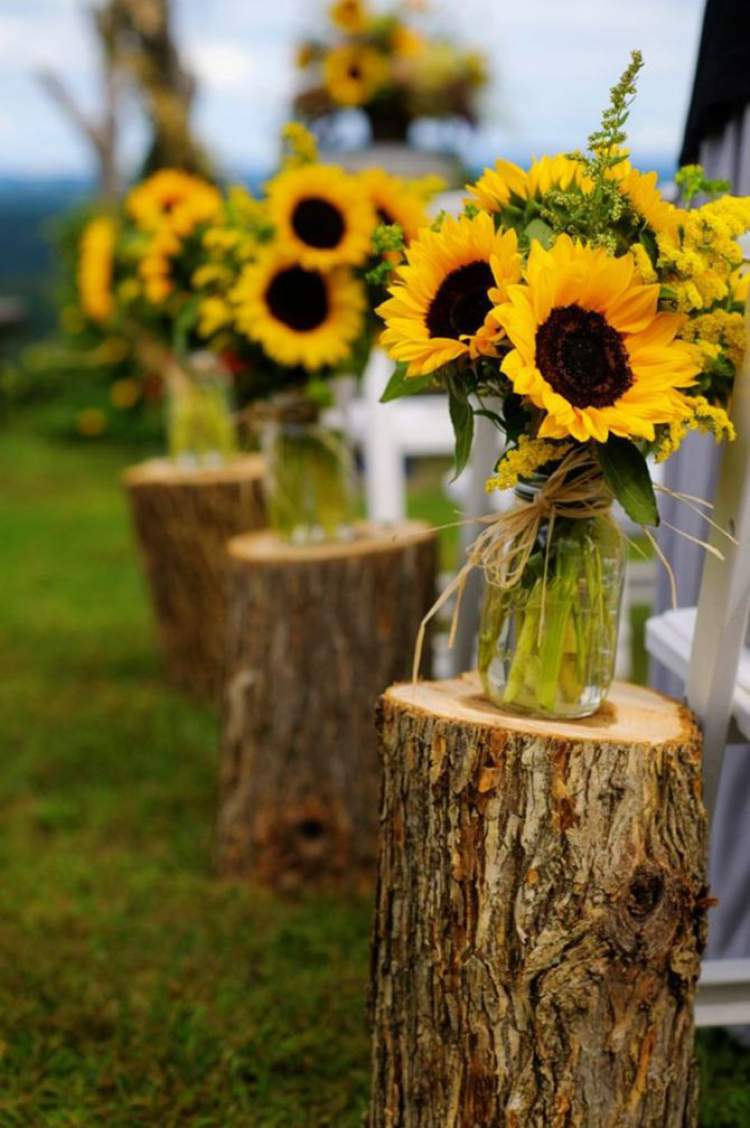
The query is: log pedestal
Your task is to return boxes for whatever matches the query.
[369,674,709,1128]
[217,521,438,889]
[123,455,265,699]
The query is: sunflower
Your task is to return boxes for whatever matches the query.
[267,164,376,270]
[79,216,116,323]
[126,170,221,237]
[493,234,698,443]
[231,247,365,370]
[467,156,590,213]
[359,168,430,243]
[323,44,389,107]
[612,166,679,236]
[329,0,369,33]
[377,211,522,376]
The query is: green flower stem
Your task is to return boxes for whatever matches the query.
[482,512,623,718]
[502,581,542,707]
[169,381,236,464]
[535,575,576,712]
[266,424,355,544]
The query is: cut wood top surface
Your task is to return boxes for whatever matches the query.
[122,454,264,488]
[228,521,436,564]
[385,672,698,748]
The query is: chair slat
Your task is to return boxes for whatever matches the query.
[687,302,750,819]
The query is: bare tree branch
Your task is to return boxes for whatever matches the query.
[36,68,101,148]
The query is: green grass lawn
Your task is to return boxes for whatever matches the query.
[0,413,748,1126]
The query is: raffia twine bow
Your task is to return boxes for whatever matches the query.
[412,445,736,684]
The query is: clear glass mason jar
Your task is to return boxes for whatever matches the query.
[167,352,237,467]
[262,395,357,545]
[478,478,626,720]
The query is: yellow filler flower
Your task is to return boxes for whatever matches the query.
[493,234,699,443]
[377,211,521,376]
[231,247,365,370]
[267,163,376,270]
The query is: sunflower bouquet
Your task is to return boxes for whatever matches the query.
[115,169,237,465]
[70,168,237,462]
[294,0,486,148]
[377,52,750,719]
[188,123,435,542]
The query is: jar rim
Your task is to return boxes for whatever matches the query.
[514,472,548,502]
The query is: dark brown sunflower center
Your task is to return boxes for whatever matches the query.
[377,207,394,225]
[265,266,329,333]
[535,304,633,408]
[348,65,362,80]
[291,197,346,249]
[426,260,494,339]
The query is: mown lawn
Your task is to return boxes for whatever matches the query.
[0,413,748,1126]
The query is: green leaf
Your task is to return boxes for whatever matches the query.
[473,407,504,429]
[173,295,201,358]
[448,385,474,479]
[525,218,554,248]
[596,435,659,527]
[380,363,434,402]
[639,227,658,266]
[501,393,530,447]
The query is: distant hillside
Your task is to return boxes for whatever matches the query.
[0,177,92,341]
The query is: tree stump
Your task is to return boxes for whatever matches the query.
[217,521,438,888]
[369,674,709,1128]
[123,456,265,699]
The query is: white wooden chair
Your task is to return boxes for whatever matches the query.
[646,303,750,1026]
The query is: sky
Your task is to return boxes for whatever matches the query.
[0,0,706,179]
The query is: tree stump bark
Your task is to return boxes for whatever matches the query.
[123,456,265,699]
[369,674,709,1128]
[217,521,438,889]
